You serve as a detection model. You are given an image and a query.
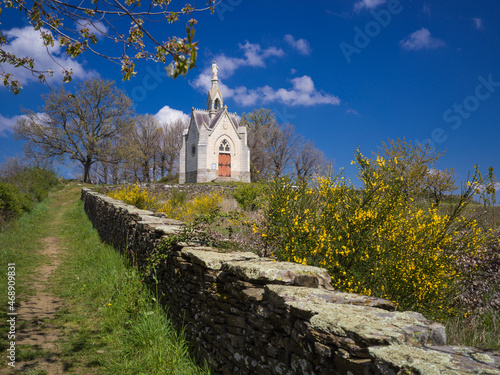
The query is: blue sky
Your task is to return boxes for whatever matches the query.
[0,0,499,194]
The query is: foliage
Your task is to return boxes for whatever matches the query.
[260,151,493,320]
[47,186,211,374]
[0,166,59,226]
[232,183,264,211]
[7,166,60,203]
[446,308,500,350]
[159,191,223,222]
[0,182,27,223]
[108,183,158,210]
[373,138,455,203]
[107,184,223,223]
[14,78,133,183]
[1,0,216,94]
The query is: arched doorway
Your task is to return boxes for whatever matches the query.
[218,139,231,177]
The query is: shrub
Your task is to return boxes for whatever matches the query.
[9,167,60,202]
[159,191,223,223]
[0,182,23,214]
[157,188,188,219]
[260,152,491,320]
[232,183,263,211]
[108,183,158,210]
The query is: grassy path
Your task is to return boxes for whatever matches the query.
[0,184,210,374]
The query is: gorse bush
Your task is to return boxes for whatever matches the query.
[108,183,158,210]
[260,151,492,320]
[159,191,223,222]
[107,184,223,223]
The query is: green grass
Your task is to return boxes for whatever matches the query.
[0,184,211,374]
[446,308,500,350]
[0,200,51,297]
[52,185,211,374]
[0,200,52,368]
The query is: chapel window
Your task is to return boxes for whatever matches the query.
[219,139,230,152]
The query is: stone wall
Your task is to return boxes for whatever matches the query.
[81,188,500,375]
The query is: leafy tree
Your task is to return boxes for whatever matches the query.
[15,78,133,183]
[0,0,216,94]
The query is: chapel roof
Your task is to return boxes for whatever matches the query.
[191,108,239,130]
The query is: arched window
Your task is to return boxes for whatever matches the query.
[214,98,221,110]
[219,139,230,152]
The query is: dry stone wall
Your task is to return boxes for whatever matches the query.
[81,188,500,375]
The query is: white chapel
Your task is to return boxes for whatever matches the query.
[179,62,251,184]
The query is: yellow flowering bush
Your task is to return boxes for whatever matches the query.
[159,191,223,223]
[108,183,158,210]
[261,151,489,320]
[107,185,223,224]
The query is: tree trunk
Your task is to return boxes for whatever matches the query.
[83,156,92,183]
[143,161,150,183]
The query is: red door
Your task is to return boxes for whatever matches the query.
[218,153,231,177]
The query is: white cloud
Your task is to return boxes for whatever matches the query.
[221,76,340,107]
[261,75,340,106]
[347,109,360,116]
[154,106,189,125]
[290,68,297,75]
[191,41,284,93]
[284,34,312,55]
[0,114,20,137]
[400,28,445,51]
[472,17,483,30]
[354,0,386,12]
[191,42,339,107]
[75,20,109,39]
[1,26,96,87]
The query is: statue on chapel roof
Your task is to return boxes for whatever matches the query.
[212,61,219,80]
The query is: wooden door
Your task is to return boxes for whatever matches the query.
[218,153,231,177]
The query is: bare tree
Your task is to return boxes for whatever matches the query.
[126,115,162,183]
[158,118,187,179]
[267,123,299,178]
[294,139,327,181]
[0,155,27,180]
[241,108,277,181]
[15,78,133,183]
[1,0,218,94]
[425,168,457,207]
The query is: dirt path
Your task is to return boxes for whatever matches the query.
[1,198,74,374]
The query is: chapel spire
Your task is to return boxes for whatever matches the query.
[207,61,223,118]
